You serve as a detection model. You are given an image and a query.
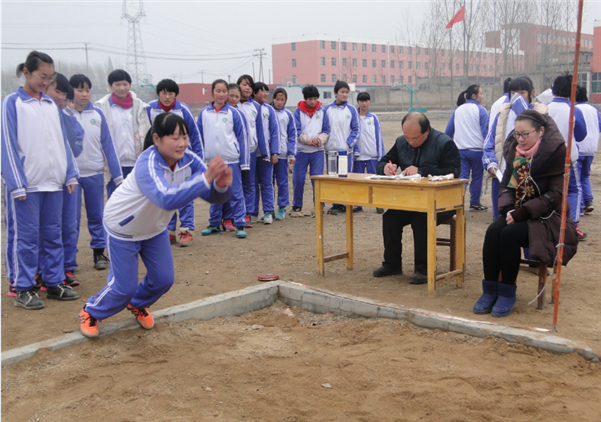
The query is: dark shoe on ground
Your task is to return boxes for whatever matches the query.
[584,201,594,215]
[33,273,43,291]
[473,280,498,314]
[470,204,488,211]
[290,206,303,218]
[14,289,45,310]
[94,254,109,270]
[127,305,154,329]
[376,208,385,214]
[327,205,346,215]
[491,283,517,317]
[353,206,363,213]
[222,219,236,232]
[409,272,428,285]
[79,308,99,338]
[46,284,80,301]
[372,266,403,277]
[64,271,80,287]
[576,224,587,241]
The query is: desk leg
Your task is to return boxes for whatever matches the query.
[346,204,353,270]
[315,183,325,275]
[455,206,465,288]
[427,208,437,298]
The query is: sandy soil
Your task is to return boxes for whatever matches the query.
[2,302,601,422]
[2,115,600,420]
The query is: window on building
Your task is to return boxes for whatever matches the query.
[455,50,460,57]
[483,52,487,59]
[399,75,404,84]
[456,63,459,71]
[342,42,347,51]
[441,63,444,70]
[331,41,336,49]
[470,51,473,58]
[332,74,337,83]
[476,51,480,58]
[324,91,332,99]
[292,59,296,68]
[291,42,296,51]
[416,47,421,55]
[352,43,357,51]
[332,57,337,66]
[408,61,412,69]
[407,46,412,54]
[352,74,357,83]
[381,75,386,84]
[416,62,420,70]
[448,63,452,71]
[342,74,347,82]
[391,75,395,85]
[425,62,429,70]
[441,49,445,56]
[476,65,480,73]
[372,59,377,68]
[292,75,297,84]
[352,58,357,67]
[424,48,429,55]
[362,74,367,83]
[362,59,367,67]
[391,61,395,69]
[381,45,386,53]
[342,58,347,67]
[320,57,325,66]
[372,75,377,83]
[489,65,493,72]
[320,40,325,49]
[399,61,404,69]
[408,75,412,84]
[470,64,473,71]
[399,46,404,54]
[592,73,601,93]
[362,43,367,52]
[391,45,395,54]
[321,74,326,83]
[372,44,377,52]
[381,60,386,68]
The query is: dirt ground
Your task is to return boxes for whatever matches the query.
[2,114,601,420]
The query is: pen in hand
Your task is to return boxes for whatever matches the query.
[389,160,396,176]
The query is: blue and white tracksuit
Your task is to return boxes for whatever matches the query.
[324,101,360,173]
[576,101,601,208]
[272,107,298,209]
[254,102,280,216]
[238,97,268,217]
[197,103,249,228]
[292,105,330,209]
[547,97,588,224]
[147,99,203,232]
[85,147,231,321]
[2,88,79,291]
[483,93,527,219]
[74,102,123,252]
[353,112,384,175]
[446,99,489,206]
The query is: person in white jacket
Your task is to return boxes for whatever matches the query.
[95,69,151,198]
[79,113,232,338]
[575,86,600,216]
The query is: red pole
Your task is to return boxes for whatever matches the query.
[552,0,584,332]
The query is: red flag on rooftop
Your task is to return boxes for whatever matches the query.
[446,5,465,29]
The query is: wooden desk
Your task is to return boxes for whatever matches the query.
[312,173,466,297]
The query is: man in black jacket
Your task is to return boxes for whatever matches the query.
[373,112,461,284]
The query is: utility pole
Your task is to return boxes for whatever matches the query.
[198,69,205,84]
[253,48,265,81]
[228,75,231,83]
[268,69,271,84]
[84,42,90,73]
[252,62,255,80]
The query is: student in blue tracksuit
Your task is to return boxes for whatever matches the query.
[446,84,489,211]
[147,79,204,247]
[253,82,280,224]
[547,74,588,239]
[197,79,249,239]
[271,87,298,220]
[352,92,385,213]
[2,51,80,309]
[324,80,360,215]
[70,74,123,270]
[79,113,232,338]
[42,73,84,288]
[291,85,330,217]
[575,86,600,216]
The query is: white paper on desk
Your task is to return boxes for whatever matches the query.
[428,174,455,181]
[367,174,423,180]
[495,169,503,182]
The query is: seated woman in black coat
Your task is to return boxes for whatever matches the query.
[473,109,578,317]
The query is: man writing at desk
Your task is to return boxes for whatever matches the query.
[372,112,461,284]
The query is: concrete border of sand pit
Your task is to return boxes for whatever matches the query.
[2,281,598,367]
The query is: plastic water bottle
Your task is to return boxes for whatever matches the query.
[338,151,348,177]
[327,151,337,177]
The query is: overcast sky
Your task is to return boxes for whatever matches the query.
[1,0,599,86]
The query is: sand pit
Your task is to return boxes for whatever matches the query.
[2,301,600,422]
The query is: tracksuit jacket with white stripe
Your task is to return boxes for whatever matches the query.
[324,101,360,152]
[355,112,385,161]
[197,103,250,169]
[575,102,601,157]
[274,107,298,159]
[60,106,84,158]
[103,147,231,242]
[1,87,79,198]
[293,105,330,154]
[445,99,489,150]
[147,99,204,160]
[239,97,268,156]
[547,97,587,164]
[258,103,280,157]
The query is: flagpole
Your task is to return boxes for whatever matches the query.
[463,3,467,87]
[450,27,454,104]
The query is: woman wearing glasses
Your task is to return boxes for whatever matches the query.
[473,110,578,318]
[1,51,80,309]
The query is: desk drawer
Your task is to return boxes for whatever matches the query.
[319,183,370,204]
[372,186,427,209]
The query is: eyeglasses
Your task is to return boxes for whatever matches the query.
[515,131,534,139]
[31,72,54,82]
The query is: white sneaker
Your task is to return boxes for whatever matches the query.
[262,213,273,224]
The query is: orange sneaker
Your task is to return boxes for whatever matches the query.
[127,305,154,329]
[79,308,99,338]
[178,231,193,247]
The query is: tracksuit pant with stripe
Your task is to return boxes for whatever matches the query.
[459,149,484,206]
[292,151,324,209]
[273,158,290,209]
[579,155,594,207]
[168,201,195,232]
[85,230,174,320]
[4,189,64,291]
[209,164,246,228]
[568,166,582,225]
[242,151,257,216]
[77,174,106,250]
[253,155,274,216]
